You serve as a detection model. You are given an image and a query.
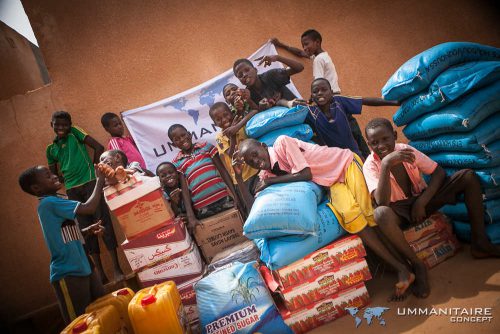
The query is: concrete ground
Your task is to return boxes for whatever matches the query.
[310,245,500,334]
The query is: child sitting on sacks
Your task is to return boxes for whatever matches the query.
[363,118,500,262]
[209,102,260,215]
[235,136,423,301]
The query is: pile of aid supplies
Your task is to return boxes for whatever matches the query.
[61,41,498,334]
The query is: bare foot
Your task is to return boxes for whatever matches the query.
[412,262,430,299]
[388,271,415,302]
[471,243,500,258]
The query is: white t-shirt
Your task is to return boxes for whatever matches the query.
[312,52,341,93]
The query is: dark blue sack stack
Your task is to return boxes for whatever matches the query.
[382,42,500,243]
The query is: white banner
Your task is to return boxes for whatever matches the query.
[122,42,302,171]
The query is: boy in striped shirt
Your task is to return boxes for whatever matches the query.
[169,124,240,232]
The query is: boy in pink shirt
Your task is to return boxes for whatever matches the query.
[364,118,500,297]
[236,136,421,301]
[101,113,147,170]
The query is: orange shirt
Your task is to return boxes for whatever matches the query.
[363,143,438,202]
[259,136,354,186]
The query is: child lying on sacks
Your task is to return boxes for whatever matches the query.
[235,136,421,301]
[363,118,500,262]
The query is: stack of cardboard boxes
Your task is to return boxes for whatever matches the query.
[264,235,372,334]
[404,212,460,269]
[104,175,205,330]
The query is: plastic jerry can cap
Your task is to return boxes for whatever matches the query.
[116,288,130,296]
[72,321,88,333]
[141,294,157,306]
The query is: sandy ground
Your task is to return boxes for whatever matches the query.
[309,245,500,334]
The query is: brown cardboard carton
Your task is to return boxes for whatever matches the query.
[403,212,450,243]
[105,176,175,239]
[121,219,192,271]
[194,208,246,262]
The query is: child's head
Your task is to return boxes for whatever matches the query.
[209,102,234,130]
[311,78,333,107]
[51,111,72,139]
[100,150,128,169]
[101,112,124,137]
[156,162,179,190]
[301,29,322,57]
[223,83,239,105]
[233,59,257,87]
[19,165,62,196]
[167,124,193,152]
[365,118,397,159]
[238,139,271,170]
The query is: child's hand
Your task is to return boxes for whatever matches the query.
[411,200,427,224]
[254,179,269,193]
[287,98,308,108]
[170,188,182,206]
[381,149,415,168]
[269,37,281,46]
[234,96,245,112]
[254,55,280,67]
[231,151,244,176]
[239,88,251,101]
[222,115,242,138]
[259,98,276,110]
[82,220,105,236]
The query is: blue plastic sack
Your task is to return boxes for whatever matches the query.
[382,42,500,101]
[426,165,500,189]
[243,182,323,239]
[255,201,346,270]
[441,198,500,224]
[393,61,500,126]
[409,113,500,153]
[195,261,293,334]
[428,140,500,169]
[245,105,308,138]
[258,124,313,146]
[484,187,500,201]
[453,221,500,244]
[403,81,500,140]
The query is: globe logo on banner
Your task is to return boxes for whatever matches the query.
[122,42,301,171]
[346,306,390,327]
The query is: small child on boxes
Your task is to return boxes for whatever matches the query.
[209,102,260,214]
[363,118,500,262]
[156,162,186,217]
[99,149,154,181]
[18,165,106,324]
[235,136,422,301]
[101,112,147,170]
[168,124,241,232]
[46,111,124,284]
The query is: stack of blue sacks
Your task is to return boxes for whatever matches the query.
[382,42,500,243]
[243,106,347,270]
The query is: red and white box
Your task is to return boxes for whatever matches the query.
[408,224,454,253]
[137,244,204,288]
[105,176,175,239]
[184,303,199,324]
[416,237,461,269]
[281,283,370,334]
[403,212,450,244]
[121,220,192,271]
[281,258,372,312]
[275,235,366,289]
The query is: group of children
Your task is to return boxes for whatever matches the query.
[18,28,500,325]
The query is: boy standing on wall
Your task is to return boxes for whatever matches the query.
[46,111,124,284]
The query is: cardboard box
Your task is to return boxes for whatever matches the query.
[408,224,454,253]
[104,174,143,201]
[208,240,260,273]
[403,212,450,243]
[281,283,370,334]
[184,303,199,324]
[416,237,461,269]
[105,176,175,239]
[121,220,192,271]
[281,258,372,311]
[194,208,246,262]
[137,244,204,288]
[275,235,366,289]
